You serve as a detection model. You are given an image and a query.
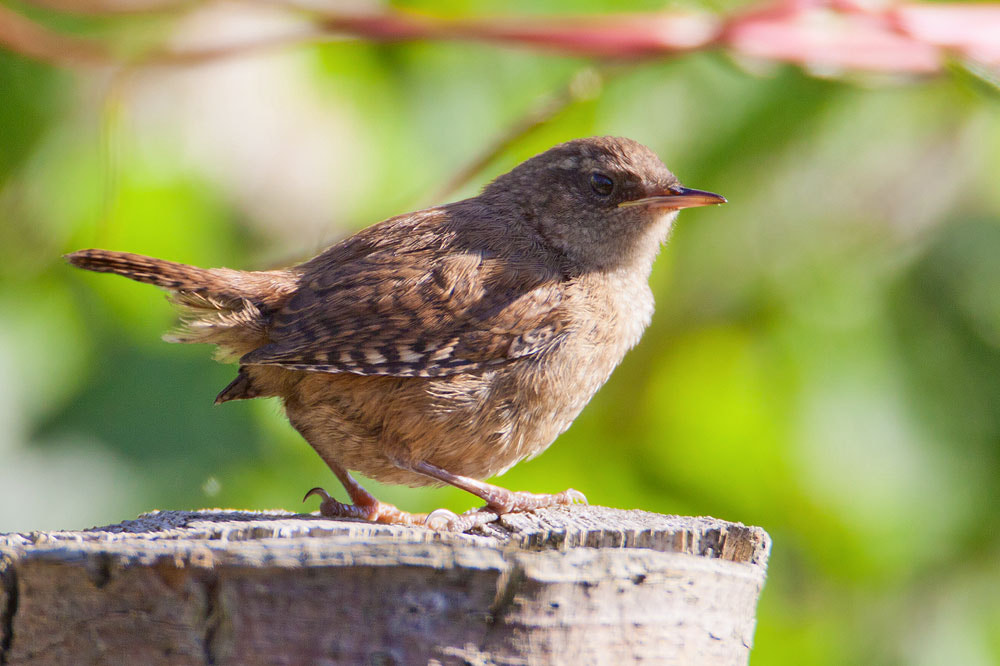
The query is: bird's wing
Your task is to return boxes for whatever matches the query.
[239,216,569,377]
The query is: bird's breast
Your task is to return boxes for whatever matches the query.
[482,271,655,470]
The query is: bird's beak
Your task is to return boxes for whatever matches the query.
[619,187,727,210]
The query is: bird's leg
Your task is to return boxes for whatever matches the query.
[305,459,586,532]
[407,460,587,516]
[304,461,508,531]
[304,462,429,526]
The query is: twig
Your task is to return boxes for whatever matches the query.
[0,4,110,65]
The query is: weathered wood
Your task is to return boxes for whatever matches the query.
[0,506,770,665]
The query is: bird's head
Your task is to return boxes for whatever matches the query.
[482,136,725,272]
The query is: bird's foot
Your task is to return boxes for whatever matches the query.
[484,487,588,514]
[424,488,587,531]
[403,461,587,518]
[303,485,586,532]
[303,487,428,526]
[304,487,501,531]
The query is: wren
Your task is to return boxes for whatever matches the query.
[67,136,725,530]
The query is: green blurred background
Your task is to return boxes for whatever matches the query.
[1,1,999,663]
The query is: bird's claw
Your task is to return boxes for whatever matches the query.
[424,507,501,532]
[303,486,365,520]
[561,488,588,505]
[303,486,332,503]
[303,486,424,525]
[424,508,462,530]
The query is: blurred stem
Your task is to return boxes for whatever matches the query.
[949,58,1000,98]
[0,3,110,65]
[97,71,128,246]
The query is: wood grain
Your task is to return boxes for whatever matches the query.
[0,505,770,665]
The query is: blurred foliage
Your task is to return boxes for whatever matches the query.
[0,1,999,664]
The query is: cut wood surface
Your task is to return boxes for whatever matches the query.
[0,505,771,665]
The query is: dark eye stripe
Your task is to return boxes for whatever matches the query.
[590,172,614,196]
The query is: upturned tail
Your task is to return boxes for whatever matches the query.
[68,250,245,298]
[66,249,298,388]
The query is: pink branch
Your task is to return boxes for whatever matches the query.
[1,1,998,76]
[893,5,1000,65]
[720,1,942,73]
[321,12,721,58]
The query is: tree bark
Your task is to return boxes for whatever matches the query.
[0,505,770,665]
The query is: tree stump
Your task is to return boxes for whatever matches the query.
[0,505,770,665]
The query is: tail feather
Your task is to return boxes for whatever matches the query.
[164,291,269,361]
[66,248,298,359]
[65,249,296,305]
[66,249,221,292]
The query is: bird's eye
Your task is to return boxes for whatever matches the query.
[590,172,614,197]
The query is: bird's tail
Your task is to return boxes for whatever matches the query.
[66,249,296,360]
[67,249,239,296]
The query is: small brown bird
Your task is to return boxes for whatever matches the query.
[67,136,724,530]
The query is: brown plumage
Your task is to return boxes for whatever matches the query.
[66,136,725,530]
